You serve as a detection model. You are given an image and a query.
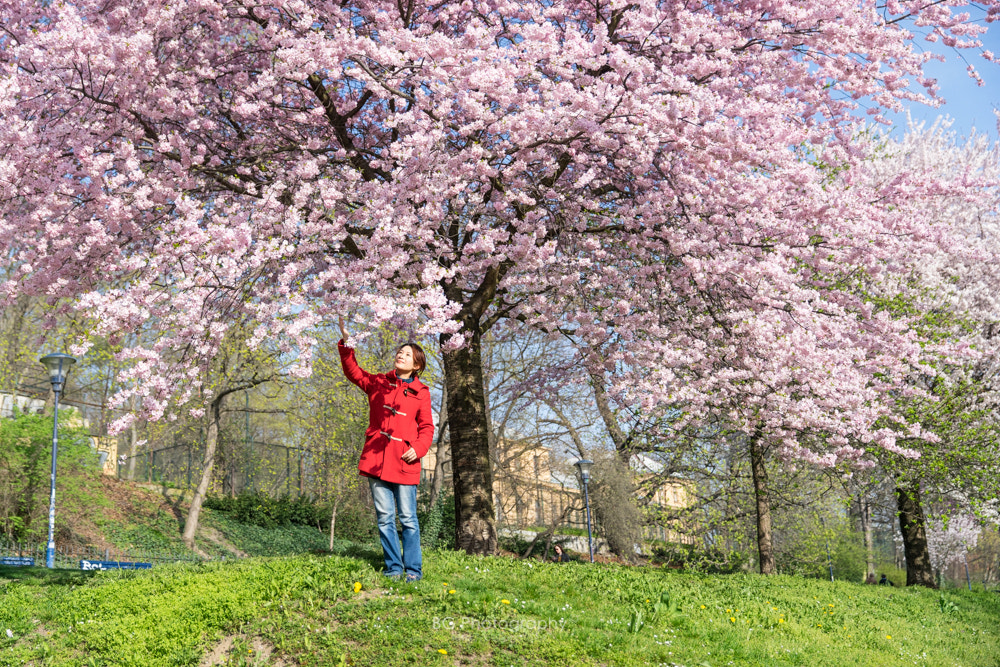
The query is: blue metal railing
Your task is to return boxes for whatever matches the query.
[0,540,204,570]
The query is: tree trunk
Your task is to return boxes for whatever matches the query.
[125,410,139,481]
[328,495,339,550]
[182,395,223,547]
[896,483,936,588]
[860,497,875,581]
[442,328,497,555]
[748,430,775,575]
[428,384,449,509]
[587,366,630,462]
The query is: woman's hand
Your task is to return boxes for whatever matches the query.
[401,447,418,464]
[338,315,348,341]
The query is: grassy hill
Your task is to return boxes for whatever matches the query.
[6,475,337,561]
[2,546,999,667]
[2,479,998,666]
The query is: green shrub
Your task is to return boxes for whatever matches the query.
[203,491,325,528]
[328,500,377,544]
[417,491,454,550]
[650,541,749,573]
[774,516,868,582]
[0,411,99,541]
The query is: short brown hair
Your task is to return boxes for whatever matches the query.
[398,342,426,376]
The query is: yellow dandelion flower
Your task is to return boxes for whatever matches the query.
[700,605,706,609]
[501,599,510,604]
[438,649,448,655]
[730,617,735,623]
[353,582,362,593]
[443,583,449,586]
[449,590,456,594]
[828,604,834,608]
[779,619,784,624]
[726,608,732,613]
[772,607,777,611]
[886,635,892,640]
[646,599,650,603]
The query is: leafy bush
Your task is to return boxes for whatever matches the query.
[773,515,868,582]
[417,491,455,550]
[203,489,376,546]
[328,500,377,544]
[650,541,749,573]
[203,491,325,528]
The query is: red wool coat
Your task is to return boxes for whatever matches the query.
[338,341,435,485]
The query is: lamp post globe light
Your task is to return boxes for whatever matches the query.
[39,353,76,569]
[574,459,595,563]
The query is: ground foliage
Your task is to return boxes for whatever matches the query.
[1,548,998,666]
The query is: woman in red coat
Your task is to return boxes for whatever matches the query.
[338,317,434,582]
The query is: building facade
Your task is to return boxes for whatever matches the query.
[421,438,695,544]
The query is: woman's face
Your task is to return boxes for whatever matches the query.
[395,345,418,376]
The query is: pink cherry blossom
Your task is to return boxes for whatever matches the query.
[0,0,996,473]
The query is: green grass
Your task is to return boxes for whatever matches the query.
[1,548,998,666]
[94,501,341,561]
[204,510,342,557]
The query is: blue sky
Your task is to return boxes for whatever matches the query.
[883,15,1000,141]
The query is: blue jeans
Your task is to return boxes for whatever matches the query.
[368,477,422,580]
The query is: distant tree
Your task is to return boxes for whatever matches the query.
[863,123,1000,587]
[180,329,289,548]
[926,513,981,584]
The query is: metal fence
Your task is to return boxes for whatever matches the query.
[120,440,310,497]
[0,540,204,570]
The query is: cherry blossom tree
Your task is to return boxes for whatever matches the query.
[859,121,1000,586]
[2,0,999,554]
[926,513,981,579]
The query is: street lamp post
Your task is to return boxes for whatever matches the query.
[574,459,594,563]
[39,353,76,569]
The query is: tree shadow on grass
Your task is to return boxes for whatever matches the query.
[159,483,189,533]
[0,565,94,587]
[323,542,384,571]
